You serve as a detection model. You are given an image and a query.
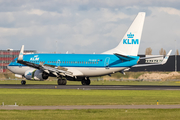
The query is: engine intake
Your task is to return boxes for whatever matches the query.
[24,69,49,81]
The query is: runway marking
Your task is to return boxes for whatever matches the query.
[1,105,180,110]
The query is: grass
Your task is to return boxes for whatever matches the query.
[0,109,180,120]
[0,89,180,106]
[109,72,146,79]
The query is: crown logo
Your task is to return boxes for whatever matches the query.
[127,32,134,38]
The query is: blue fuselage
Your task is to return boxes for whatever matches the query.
[8,53,139,77]
[9,54,139,68]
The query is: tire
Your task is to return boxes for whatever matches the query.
[81,80,86,85]
[86,79,90,85]
[58,79,67,85]
[81,79,90,85]
[62,79,67,85]
[57,79,63,85]
[21,80,26,85]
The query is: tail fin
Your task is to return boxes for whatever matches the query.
[102,12,146,56]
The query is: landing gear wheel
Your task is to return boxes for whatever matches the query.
[57,79,63,85]
[86,79,90,85]
[62,79,67,85]
[21,80,26,85]
[57,79,67,85]
[81,79,86,85]
[81,79,91,85]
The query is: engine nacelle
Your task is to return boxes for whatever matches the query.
[24,69,49,81]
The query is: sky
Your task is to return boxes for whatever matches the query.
[0,0,180,55]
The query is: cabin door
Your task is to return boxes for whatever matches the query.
[56,59,61,66]
[104,57,110,69]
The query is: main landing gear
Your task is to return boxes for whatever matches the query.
[21,80,26,85]
[81,77,91,85]
[57,78,67,85]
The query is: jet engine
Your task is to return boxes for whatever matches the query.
[24,69,49,81]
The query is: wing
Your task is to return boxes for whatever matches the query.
[17,45,73,77]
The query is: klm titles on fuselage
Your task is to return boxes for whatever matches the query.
[30,55,40,61]
[123,33,139,44]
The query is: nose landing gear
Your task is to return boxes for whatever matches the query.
[21,80,26,85]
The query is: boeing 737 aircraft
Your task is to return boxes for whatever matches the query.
[7,12,172,85]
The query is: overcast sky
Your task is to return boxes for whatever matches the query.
[0,0,180,55]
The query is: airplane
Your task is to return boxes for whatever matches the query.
[7,12,172,85]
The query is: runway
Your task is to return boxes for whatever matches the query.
[1,105,180,110]
[0,84,180,90]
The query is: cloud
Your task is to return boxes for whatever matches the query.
[26,9,45,16]
[159,7,180,16]
[139,7,180,54]
[0,1,180,55]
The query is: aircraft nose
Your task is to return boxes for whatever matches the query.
[7,65,10,69]
[7,64,13,73]
[7,65,11,71]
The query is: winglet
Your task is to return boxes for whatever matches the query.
[17,45,24,61]
[161,50,172,65]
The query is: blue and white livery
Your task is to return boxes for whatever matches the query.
[7,12,171,85]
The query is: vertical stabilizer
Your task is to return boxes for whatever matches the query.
[102,12,146,56]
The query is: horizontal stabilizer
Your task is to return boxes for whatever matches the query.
[114,53,136,61]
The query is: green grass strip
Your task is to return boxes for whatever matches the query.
[0,89,180,106]
[0,109,180,120]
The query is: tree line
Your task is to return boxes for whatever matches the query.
[145,48,179,55]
